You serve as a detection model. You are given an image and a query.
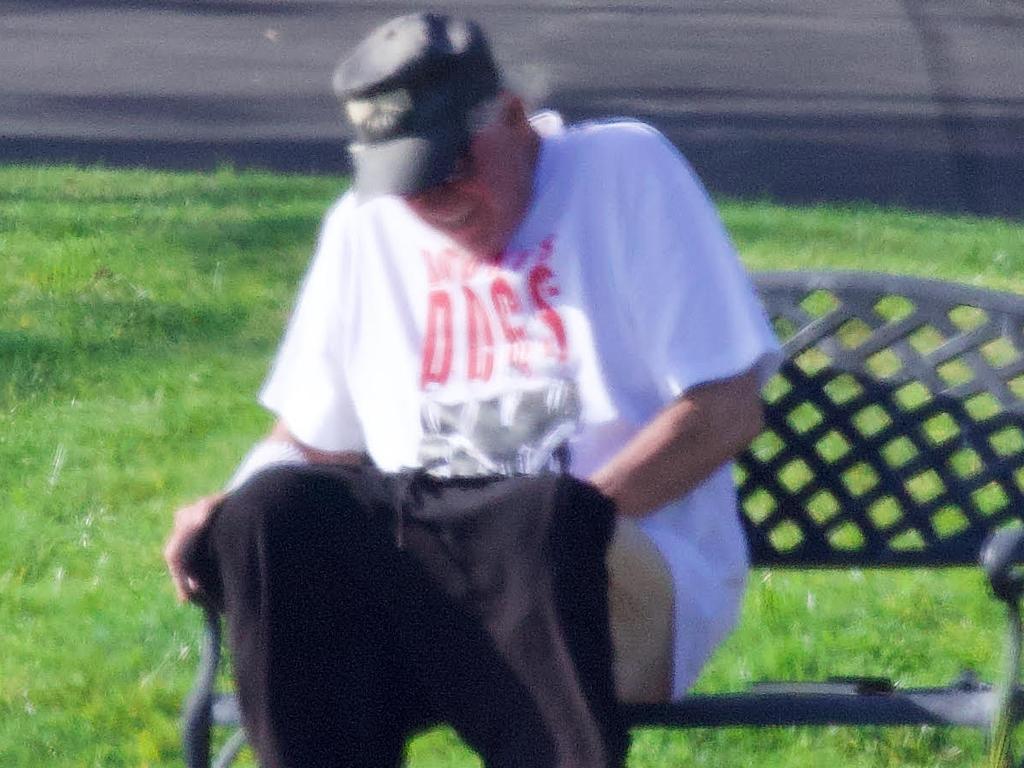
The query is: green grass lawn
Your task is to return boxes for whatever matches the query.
[2,164,1023,767]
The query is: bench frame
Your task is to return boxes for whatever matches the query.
[182,270,1024,767]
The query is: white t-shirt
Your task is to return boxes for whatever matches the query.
[260,117,781,696]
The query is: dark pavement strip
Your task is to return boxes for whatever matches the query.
[3,1,1023,216]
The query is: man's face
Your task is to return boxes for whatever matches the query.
[404,94,538,261]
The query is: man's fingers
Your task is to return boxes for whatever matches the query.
[164,493,224,604]
[167,550,203,603]
[185,577,205,604]
[165,546,193,603]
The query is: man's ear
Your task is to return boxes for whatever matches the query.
[502,92,529,129]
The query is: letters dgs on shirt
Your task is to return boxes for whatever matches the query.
[419,238,569,389]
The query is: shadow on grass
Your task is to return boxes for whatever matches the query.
[0,299,264,402]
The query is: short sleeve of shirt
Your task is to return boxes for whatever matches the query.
[620,126,781,399]
[258,198,365,452]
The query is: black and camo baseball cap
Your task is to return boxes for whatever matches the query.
[332,13,502,198]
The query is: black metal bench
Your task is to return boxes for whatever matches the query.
[182,270,1024,767]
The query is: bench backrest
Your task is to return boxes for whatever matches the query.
[738,271,1024,568]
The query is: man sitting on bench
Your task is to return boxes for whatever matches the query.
[164,11,779,767]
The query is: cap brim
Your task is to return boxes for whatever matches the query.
[350,126,465,199]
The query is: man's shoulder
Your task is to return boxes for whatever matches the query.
[318,189,358,233]
[541,117,694,202]
[547,118,684,183]
[307,188,421,276]
[562,117,674,156]
[320,188,416,235]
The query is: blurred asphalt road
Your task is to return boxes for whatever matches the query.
[3,0,1023,216]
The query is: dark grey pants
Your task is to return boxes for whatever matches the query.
[187,464,626,768]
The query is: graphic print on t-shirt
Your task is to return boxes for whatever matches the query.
[416,236,580,477]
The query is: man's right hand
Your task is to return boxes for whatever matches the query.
[164,493,225,604]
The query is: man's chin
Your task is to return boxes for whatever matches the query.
[453,234,506,263]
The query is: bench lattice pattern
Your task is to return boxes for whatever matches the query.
[738,272,1024,567]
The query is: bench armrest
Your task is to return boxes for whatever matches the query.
[981,528,1024,605]
[979,528,1024,767]
[182,607,223,768]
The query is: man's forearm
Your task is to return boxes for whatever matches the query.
[588,370,763,518]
